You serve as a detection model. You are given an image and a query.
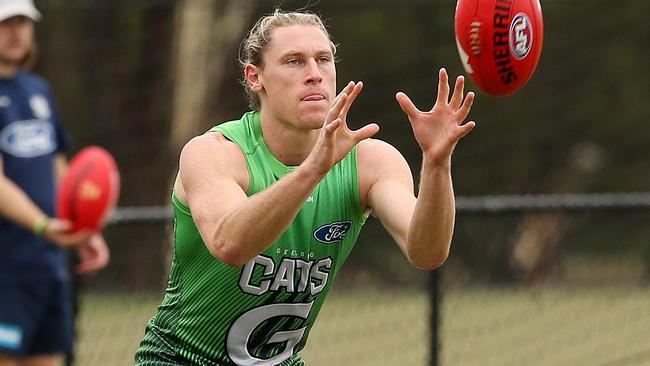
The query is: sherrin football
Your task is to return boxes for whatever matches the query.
[454,0,544,96]
[57,146,120,232]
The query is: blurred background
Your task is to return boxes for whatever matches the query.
[32,0,649,365]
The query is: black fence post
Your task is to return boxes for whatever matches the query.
[430,268,440,366]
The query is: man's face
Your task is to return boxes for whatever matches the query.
[254,24,336,130]
[0,16,33,66]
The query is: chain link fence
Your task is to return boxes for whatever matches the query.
[67,193,650,365]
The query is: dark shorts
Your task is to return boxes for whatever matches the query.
[0,279,73,357]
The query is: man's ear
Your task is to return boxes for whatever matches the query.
[245,64,263,93]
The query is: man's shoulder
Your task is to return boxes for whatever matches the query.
[357,138,405,162]
[179,132,248,180]
[181,111,257,166]
[16,71,51,92]
[184,131,242,155]
[357,138,412,183]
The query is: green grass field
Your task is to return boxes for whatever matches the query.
[75,286,650,366]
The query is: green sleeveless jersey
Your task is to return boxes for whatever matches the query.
[136,112,367,366]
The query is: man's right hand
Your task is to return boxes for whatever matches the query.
[42,218,94,248]
[304,81,380,177]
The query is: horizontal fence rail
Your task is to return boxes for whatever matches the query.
[454,192,650,213]
[108,192,650,225]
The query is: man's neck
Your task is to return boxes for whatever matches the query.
[0,61,18,78]
[259,109,319,166]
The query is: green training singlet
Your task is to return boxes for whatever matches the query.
[136,111,367,366]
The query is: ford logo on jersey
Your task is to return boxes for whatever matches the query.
[0,119,55,158]
[313,221,352,244]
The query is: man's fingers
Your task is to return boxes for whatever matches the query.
[457,91,475,121]
[396,92,420,120]
[323,118,342,137]
[326,93,348,125]
[335,81,354,101]
[343,80,355,93]
[457,121,476,139]
[76,252,108,274]
[436,68,450,105]
[76,250,110,274]
[76,262,97,274]
[60,229,93,246]
[75,247,98,274]
[76,234,110,274]
[352,123,380,142]
[45,218,97,247]
[449,75,465,110]
[340,81,363,117]
[326,81,353,115]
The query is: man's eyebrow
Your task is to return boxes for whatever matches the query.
[279,49,333,59]
[280,51,303,59]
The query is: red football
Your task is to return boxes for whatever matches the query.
[454,0,544,96]
[57,146,120,232]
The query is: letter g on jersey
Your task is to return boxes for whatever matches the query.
[313,221,352,244]
[227,301,314,366]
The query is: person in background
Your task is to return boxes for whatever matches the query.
[0,1,110,365]
[136,8,474,365]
